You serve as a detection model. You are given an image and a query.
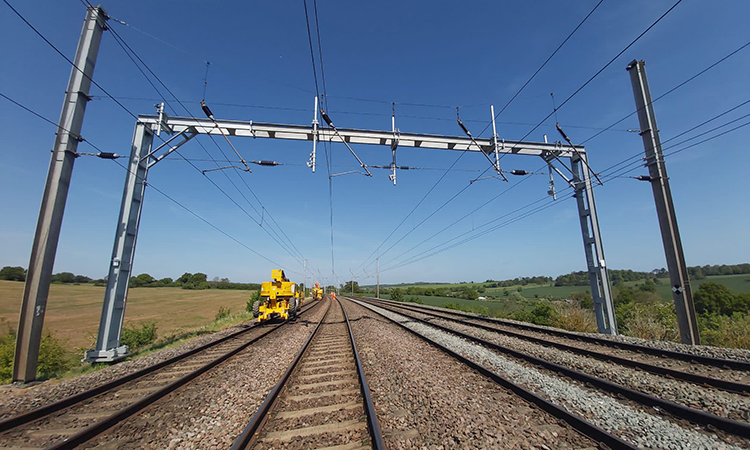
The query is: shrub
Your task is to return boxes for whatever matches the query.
[37,332,75,379]
[0,327,14,383]
[120,322,158,351]
[390,288,403,302]
[569,291,594,310]
[246,290,261,313]
[694,282,750,316]
[552,302,597,333]
[406,296,423,304]
[512,302,559,326]
[616,302,678,341]
[699,312,750,350]
[0,325,76,383]
[215,307,232,321]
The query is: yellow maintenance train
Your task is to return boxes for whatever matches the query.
[251,270,301,322]
[312,282,324,301]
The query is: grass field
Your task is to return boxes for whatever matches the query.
[381,274,750,302]
[0,281,253,350]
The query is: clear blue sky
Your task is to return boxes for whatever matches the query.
[1,0,748,288]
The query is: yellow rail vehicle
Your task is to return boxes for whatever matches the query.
[252,270,300,322]
[312,282,324,301]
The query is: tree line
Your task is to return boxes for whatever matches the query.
[0,267,260,291]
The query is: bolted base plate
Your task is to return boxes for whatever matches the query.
[84,345,130,363]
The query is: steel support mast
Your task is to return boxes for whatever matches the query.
[13,6,108,382]
[86,113,196,362]
[627,59,699,345]
[570,153,617,334]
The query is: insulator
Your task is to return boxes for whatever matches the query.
[200,100,214,119]
[97,152,119,159]
[635,175,652,181]
[398,166,412,170]
[320,110,334,127]
[509,170,529,176]
[556,123,570,142]
[252,160,280,166]
[457,118,471,136]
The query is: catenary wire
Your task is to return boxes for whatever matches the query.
[2,90,295,273]
[354,0,611,274]
[580,39,750,146]
[11,0,307,272]
[100,10,308,264]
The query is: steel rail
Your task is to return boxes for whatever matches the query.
[232,297,385,450]
[0,324,256,432]
[371,297,750,371]
[367,298,750,393]
[340,297,386,450]
[0,299,323,447]
[361,297,750,438]
[343,296,639,450]
[231,301,330,450]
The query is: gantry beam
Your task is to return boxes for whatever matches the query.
[136,115,584,158]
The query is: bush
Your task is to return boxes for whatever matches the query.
[699,312,750,350]
[0,325,76,383]
[390,288,403,302]
[37,332,75,379]
[0,327,14,383]
[406,296,423,304]
[616,302,678,341]
[215,307,232,321]
[552,302,597,333]
[246,290,261,313]
[569,291,594,309]
[694,282,750,316]
[512,302,558,326]
[120,322,158,351]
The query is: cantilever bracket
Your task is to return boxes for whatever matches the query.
[143,128,197,168]
[541,150,575,188]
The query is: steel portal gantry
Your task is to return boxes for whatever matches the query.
[86,110,616,362]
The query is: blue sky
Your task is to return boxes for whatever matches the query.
[1,0,748,288]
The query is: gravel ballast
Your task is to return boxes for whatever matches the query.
[341,298,599,450]
[354,299,749,450]
[396,305,750,423]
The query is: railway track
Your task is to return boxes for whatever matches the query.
[232,297,384,450]
[0,299,323,450]
[349,296,750,449]
[368,297,750,392]
[375,297,750,379]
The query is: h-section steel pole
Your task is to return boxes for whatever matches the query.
[627,60,700,345]
[85,122,155,362]
[13,5,107,383]
[571,154,617,335]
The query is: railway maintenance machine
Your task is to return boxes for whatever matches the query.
[252,270,300,322]
[312,282,324,301]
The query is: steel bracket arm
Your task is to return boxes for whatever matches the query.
[143,128,197,168]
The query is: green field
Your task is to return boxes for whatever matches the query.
[0,281,254,350]
[380,274,750,301]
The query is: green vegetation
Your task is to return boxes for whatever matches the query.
[0,266,26,281]
[0,321,78,384]
[215,306,232,321]
[120,322,158,351]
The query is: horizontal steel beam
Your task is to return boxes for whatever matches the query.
[138,115,583,157]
